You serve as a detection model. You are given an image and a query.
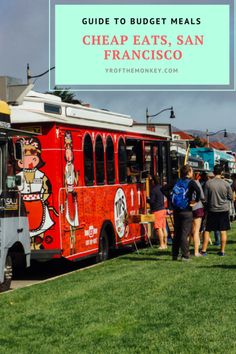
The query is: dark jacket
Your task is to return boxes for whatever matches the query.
[148,184,165,212]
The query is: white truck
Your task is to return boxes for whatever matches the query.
[0,100,31,292]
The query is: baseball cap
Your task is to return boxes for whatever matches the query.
[207,172,215,178]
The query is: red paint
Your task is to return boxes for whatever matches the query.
[13,123,168,262]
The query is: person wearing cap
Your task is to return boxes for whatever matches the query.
[207,171,215,179]
[201,165,233,256]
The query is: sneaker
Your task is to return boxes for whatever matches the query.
[200,251,207,256]
[194,253,202,257]
[217,251,225,256]
[181,257,191,262]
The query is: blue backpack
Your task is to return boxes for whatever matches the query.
[171,179,190,210]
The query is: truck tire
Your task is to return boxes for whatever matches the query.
[96,230,109,262]
[0,255,12,292]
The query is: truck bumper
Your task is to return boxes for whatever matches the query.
[31,249,62,261]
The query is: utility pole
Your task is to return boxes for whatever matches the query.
[27,64,31,85]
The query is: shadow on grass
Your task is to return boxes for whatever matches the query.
[199,264,236,270]
[12,246,136,281]
[121,253,173,261]
[120,256,162,261]
[13,258,95,281]
[131,249,171,257]
[227,240,236,245]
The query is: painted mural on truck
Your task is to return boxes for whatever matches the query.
[64,131,79,255]
[16,137,55,249]
[114,188,129,238]
[64,131,79,227]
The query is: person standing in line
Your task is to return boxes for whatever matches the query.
[201,165,233,256]
[231,174,236,216]
[191,172,205,257]
[207,172,220,245]
[148,175,167,249]
[171,165,200,261]
[200,171,208,190]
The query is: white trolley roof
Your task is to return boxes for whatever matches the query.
[10,91,171,139]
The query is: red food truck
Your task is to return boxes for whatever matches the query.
[11,91,172,262]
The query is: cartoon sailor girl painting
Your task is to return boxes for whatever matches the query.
[16,138,54,248]
[64,131,79,255]
[64,131,79,228]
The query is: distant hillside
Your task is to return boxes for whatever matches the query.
[186,130,236,153]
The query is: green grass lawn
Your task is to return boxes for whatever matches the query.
[1,225,236,354]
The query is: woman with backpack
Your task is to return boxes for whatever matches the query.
[171,165,200,261]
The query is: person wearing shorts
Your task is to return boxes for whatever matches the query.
[205,211,230,232]
[154,209,167,232]
[191,172,205,257]
[148,176,167,249]
[201,165,233,256]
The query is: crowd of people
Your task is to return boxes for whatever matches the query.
[148,164,234,261]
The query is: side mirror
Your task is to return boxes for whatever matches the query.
[6,175,22,189]
[6,176,16,189]
[15,175,22,186]
[14,142,23,160]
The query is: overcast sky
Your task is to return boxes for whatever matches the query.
[0,0,235,132]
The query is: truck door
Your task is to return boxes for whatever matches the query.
[59,130,84,257]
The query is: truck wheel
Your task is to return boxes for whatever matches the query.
[0,255,12,292]
[97,230,109,262]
